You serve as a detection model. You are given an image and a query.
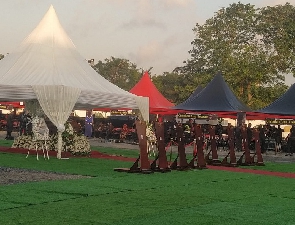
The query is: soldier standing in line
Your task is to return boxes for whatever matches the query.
[5,113,13,140]
[286,125,295,156]
[247,123,253,150]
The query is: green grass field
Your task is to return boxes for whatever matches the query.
[1,140,295,225]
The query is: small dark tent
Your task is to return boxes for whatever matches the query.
[259,83,295,116]
[174,73,251,114]
[129,71,174,113]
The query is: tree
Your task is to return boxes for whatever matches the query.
[178,2,288,109]
[257,3,295,75]
[172,64,214,104]
[152,72,183,104]
[92,57,142,91]
[0,54,4,60]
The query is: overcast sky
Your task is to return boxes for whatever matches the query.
[1,0,294,84]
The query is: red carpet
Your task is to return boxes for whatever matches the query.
[1,146,295,178]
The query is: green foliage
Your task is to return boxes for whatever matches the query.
[250,83,288,109]
[258,3,295,75]
[174,2,291,109]
[92,56,142,91]
[152,72,182,104]
[0,54,4,60]
[152,71,214,105]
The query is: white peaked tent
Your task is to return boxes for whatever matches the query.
[0,5,149,158]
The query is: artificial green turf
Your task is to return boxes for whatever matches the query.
[91,145,179,160]
[0,139,14,147]
[91,146,140,158]
[242,162,295,173]
[1,140,295,224]
[0,152,131,176]
[1,167,295,225]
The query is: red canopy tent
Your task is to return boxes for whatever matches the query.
[129,71,175,114]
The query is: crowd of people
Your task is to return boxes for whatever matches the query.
[157,118,295,155]
[2,109,295,156]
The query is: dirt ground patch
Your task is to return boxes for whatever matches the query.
[0,167,90,185]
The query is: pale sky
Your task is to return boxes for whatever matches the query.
[1,0,294,84]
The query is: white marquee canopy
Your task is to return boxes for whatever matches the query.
[0,5,149,158]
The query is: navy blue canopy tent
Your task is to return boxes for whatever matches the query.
[258,83,295,117]
[174,73,251,115]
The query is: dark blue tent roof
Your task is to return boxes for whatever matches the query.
[174,73,251,112]
[259,83,295,115]
[176,85,203,108]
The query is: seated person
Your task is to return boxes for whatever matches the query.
[120,124,129,141]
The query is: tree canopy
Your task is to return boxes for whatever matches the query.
[258,3,295,75]
[173,2,294,109]
[92,57,142,91]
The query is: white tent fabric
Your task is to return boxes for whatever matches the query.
[0,5,149,158]
[0,5,140,104]
[33,85,81,159]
